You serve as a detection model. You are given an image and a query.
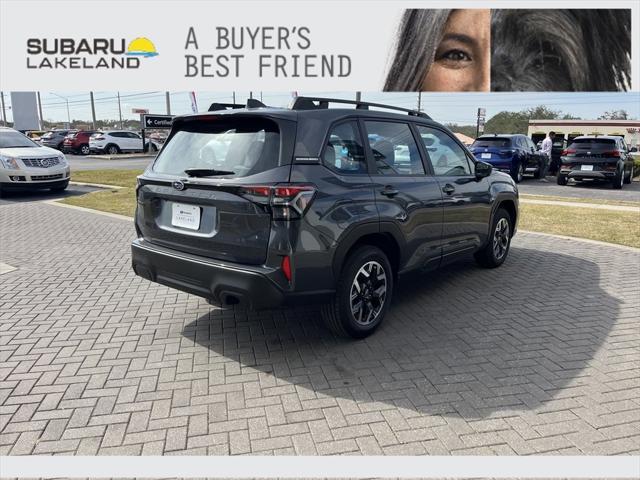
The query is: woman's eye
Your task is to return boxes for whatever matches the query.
[440,49,472,62]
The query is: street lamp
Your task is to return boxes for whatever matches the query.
[49,92,71,126]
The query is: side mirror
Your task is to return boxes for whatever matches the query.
[475,160,492,179]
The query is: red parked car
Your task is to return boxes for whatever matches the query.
[63,130,97,155]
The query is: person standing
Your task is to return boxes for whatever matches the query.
[541,131,555,176]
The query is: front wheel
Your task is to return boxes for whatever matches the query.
[50,180,69,193]
[80,144,90,155]
[321,246,393,339]
[475,208,513,268]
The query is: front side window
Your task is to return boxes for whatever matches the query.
[364,121,425,175]
[417,126,472,176]
[322,121,367,174]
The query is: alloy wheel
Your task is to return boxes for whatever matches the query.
[81,145,90,155]
[349,261,387,326]
[517,164,523,182]
[493,218,510,260]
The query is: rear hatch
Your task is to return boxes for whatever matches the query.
[470,137,515,167]
[561,138,620,172]
[136,113,296,265]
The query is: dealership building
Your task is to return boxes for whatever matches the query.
[528,119,640,148]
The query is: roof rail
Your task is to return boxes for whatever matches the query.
[290,96,430,119]
[208,98,268,112]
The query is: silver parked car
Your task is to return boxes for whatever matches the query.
[0,127,70,197]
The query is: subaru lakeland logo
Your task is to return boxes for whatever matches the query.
[172,180,185,191]
[26,36,159,70]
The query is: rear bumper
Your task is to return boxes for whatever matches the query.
[131,239,333,309]
[563,170,615,181]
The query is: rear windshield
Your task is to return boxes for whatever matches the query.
[472,137,512,148]
[153,117,282,178]
[569,138,616,149]
[0,131,39,148]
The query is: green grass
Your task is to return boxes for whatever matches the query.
[60,169,640,248]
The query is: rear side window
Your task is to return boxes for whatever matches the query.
[322,121,367,174]
[364,121,424,175]
[472,137,512,148]
[417,126,472,176]
[153,117,281,178]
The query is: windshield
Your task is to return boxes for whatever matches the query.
[472,138,512,148]
[153,118,281,178]
[0,131,40,148]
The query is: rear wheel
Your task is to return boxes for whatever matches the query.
[612,169,624,189]
[321,246,393,339]
[557,173,568,185]
[511,163,524,183]
[623,166,633,184]
[106,144,120,155]
[475,208,513,268]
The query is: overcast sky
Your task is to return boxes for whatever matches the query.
[2,91,639,126]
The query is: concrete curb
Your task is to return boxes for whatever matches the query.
[519,230,640,252]
[84,154,154,160]
[43,200,133,222]
[69,181,125,190]
[520,198,640,212]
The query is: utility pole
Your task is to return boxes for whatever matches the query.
[165,91,171,115]
[355,92,362,102]
[90,92,97,129]
[249,91,253,99]
[232,92,236,104]
[0,92,6,126]
[37,92,44,129]
[117,92,123,129]
[417,92,422,112]
[50,93,71,126]
[260,92,263,102]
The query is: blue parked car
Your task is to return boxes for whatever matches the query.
[470,134,548,183]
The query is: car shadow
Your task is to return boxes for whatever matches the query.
[0,184,101,205]
[182,246,618,420]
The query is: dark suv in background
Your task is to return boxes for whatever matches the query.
[40,130,75,151]
[558,135,635,189]
[470,134,547,183]
[132,98,519,338]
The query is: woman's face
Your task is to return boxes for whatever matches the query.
[422,9,490,91]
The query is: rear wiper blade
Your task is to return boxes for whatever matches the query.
[184,168,235,177]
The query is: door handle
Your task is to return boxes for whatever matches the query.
[442,184,455,195]
[380,186,399,198]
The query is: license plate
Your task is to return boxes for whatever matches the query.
[481,153,492,159]
[171,203,201,230]
[581,164,594,171]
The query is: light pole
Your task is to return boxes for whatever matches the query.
[50,92,71,126]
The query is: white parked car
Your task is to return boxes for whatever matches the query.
[89,130,159,155]
[0,127,70,197]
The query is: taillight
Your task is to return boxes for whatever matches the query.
[602,150,620,158]
[281,256,292,282]
[561,149,576,156]
[94,135,105,140]
[239,184,316,220]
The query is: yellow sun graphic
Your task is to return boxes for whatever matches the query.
[126,37,158,57]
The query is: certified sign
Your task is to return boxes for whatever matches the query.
[142,114,174,129]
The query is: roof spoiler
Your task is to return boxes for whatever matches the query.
[208,98,267,112]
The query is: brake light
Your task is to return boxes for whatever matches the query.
[240,184,316,220]
[602,150,620,158]
[93,135,105,140]
[281,256,292,282]
[561,149,576,156]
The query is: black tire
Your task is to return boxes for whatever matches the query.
[321,245,393,339]
[474,208,513,269]
[612,169,624,189]
[511,163,524,183]
[106,144,120,155]
[0,185,5,198]
[557,174,568,185]
[79,144,90,155]
[623,166,633,184]
[534,162,543,179]
[50,181,69,193]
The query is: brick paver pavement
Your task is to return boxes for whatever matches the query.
[1,201,639,456]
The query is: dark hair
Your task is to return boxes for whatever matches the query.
[384,9,451,91]
[491,10,631,91]
[549,131,555,136]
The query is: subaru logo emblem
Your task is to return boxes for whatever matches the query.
[172,180,185,191]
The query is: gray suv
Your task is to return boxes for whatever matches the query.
[132,98,519,338]
[40,130,75,151]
